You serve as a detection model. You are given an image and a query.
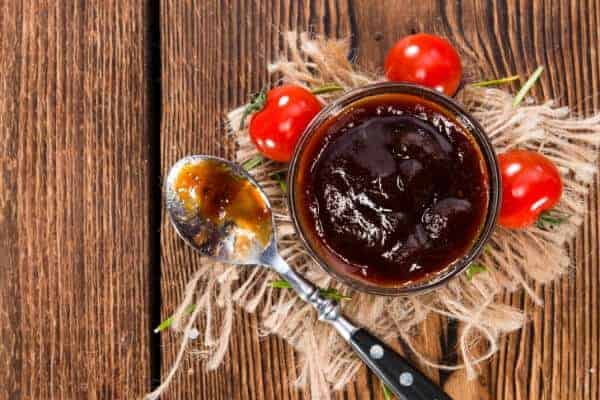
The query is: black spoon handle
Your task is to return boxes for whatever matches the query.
[268,255,452,400]
[348,328,453,400]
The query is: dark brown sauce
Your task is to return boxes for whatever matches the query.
[173,160,272,247]
[294,93,489,287]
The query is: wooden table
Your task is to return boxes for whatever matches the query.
[1,1,598,399]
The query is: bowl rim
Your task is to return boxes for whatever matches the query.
[287,82,501,296]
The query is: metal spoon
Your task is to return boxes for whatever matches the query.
[165,155,452,400]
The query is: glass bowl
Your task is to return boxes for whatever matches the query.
[287,82,501,295]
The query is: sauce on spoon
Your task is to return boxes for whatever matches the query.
[173,160,272,248]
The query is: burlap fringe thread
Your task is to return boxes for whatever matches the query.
[146,32,600,400]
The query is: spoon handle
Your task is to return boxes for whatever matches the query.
[347,327,452,400]
[268,253,452,400]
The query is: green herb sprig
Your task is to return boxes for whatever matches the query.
[270,280,351,301]
[381,381,394,400]
[466,263,487,281]
[471,75,520,88]
[513,66,544,107]
[536,210,568,231]
[270,171,287,192]
[240,89,267,130]
[242,155,264,171]
[154,303,197,333]
[311,83,344,95]
[155,280,351,332]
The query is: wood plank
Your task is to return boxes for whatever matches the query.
[159,0,600,399]
[159,1,361,399]
[0,1,153,398]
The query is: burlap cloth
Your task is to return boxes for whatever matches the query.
[146,33,600,400]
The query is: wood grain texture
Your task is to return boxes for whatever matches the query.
[159,1,360,399]
[159,1,600,399]
[0,1,152,398]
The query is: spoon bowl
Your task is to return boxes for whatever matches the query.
[164,155,276,265]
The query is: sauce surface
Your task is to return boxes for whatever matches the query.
[294,93,489,287]
[173,160,272,248]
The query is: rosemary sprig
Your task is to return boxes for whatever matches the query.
[242,155,264,171]
[311,83,344,95]
[155,262,351,333]
[240,88,267,129]
[270,280,294,289]
[536,210,568,231]
[471,75,520,87]
[381,381,394,400]
[154,303,197,333]
[318,288,352,301]
[270,280,352,301]
[270,171,287,193]
[512,66,544,107]
[466,263,487,281]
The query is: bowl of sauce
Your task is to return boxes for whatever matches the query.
[288,82,500,295]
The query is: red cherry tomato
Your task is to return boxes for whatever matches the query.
[384,33,462,96]
[247,85,322,162]
[498,150,563,228]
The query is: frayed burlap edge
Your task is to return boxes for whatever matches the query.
[145,32,600,400]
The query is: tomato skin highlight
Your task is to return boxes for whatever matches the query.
[384,33,462,96]
[498,150,563,228]
[248,85,322,162]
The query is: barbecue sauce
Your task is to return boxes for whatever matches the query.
[173,160,272,248]
[294,93,489,287]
